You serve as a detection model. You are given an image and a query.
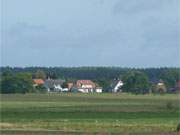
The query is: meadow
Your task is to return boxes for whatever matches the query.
[0,93,180,135]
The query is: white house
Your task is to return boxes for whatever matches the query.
[76,80,96,93]
[44,79,65,92]
[112,80,124,93]
[74,80,102,93]
[95,87,103,93]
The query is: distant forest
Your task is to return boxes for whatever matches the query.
[0,67,179,80]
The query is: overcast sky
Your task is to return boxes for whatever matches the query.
[1,0,180,67]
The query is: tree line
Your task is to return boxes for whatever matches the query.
[0,67,179,93]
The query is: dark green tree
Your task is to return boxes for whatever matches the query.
[93,78,111,92]
[122,71,150,94]
[0,72,33,93]
[33,70,46,80]
[160,69,180,89]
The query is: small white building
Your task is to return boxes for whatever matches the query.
[112,80,124,93]
[61,88,69,92]
[95,87,103,93]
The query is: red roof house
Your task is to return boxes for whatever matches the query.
[175,81,180,89]
[76,80,96,93]
[33,79,45,85]
[76,80,96,88]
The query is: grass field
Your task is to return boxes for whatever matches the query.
[0,93,180,135]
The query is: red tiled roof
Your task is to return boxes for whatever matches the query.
[34,79,45,85]
[77,80,96,88]
[175,81,180,88]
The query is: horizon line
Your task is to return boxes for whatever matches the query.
[0,66,180,69]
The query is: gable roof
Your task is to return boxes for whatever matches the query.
[34,79,45,85]
[111,79,122,87]
[45,79,65,88]
[76,80,96,88]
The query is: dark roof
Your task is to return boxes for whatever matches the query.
[45,79,65,88]
[110,79,122,89]
[150,79,164,84]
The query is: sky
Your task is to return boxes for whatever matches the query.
[1,0,180,67]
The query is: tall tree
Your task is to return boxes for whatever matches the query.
[160,69,180,89]
[122,71,150,94]
[33,70,46,80]
[0,72,33,93]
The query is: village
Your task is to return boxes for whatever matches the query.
[33,78,180,94]
[33,78,120,93]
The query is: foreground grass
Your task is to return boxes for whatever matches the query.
[0,93,180,135]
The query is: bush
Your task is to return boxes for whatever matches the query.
[177,123,180,132]
[166,102,174,110]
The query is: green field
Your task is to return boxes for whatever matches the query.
[0,93,180,135]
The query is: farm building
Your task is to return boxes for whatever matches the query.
[155,80,167,93]
[73,80,102,93]
[44,79,66,92]
[173,80,180,93]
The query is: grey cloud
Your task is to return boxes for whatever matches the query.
[4,22,54,49]
[2,0,179,67]
[141,16,179,48]
[7,22,46,36]
[113,0,173,14]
